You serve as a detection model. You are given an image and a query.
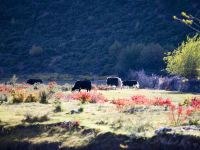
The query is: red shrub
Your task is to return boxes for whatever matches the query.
[112,99,133,109]
[16,83,32,89]
[185,106,194,116]
[131,95,172,107]
[151,97,172,107]
[191,97,200,110]
[111,94,198,126]
[131,95,149,105]
[168,104,196,126]
[0,85,13,93]
[90,91,107,103]
[53,92,68,100]
[69,91,107,103]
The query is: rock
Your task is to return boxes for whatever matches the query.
[155,127,172,135]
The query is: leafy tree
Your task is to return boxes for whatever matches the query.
[116,43,143,72]
[116,43,164,73]
[164,35,200,79]
[139,43,164,71]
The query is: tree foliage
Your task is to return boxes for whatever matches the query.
[116,43,164,73]
[164,35,200,79]
[173,12,200,34]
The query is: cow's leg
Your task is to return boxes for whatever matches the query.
[79,88,81,92]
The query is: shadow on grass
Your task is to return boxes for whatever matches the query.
[0,122,200,150]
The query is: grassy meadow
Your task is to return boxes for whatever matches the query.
[0,83,200,149]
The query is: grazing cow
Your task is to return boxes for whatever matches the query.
[123,80,140,88]
[106,77,122,88]
[72,80,92,92]
[26,79,43,85]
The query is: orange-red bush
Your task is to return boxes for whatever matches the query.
[113,95,173,108]
[0,85,13,93]
[69,91,107,103]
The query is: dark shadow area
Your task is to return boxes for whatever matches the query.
[0,123,200,150]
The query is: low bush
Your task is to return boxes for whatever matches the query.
[53,100,62,112]
[112,95,200,126]
[191,97,200,110]
[53,92,68,100]
[39,90,48,104]
[70,91,107,103]
[22,113,49,123]
[90,91,108,103]
[112,99,134,109]
[181,97,200,110]
[129,70,158,89]
[0,85,13,93]
[129,70,186,91]
[70,91,91,103]
[11,92,25,103]
[24,94,38,103]
[166,97,200,126]
[113,95,172,108]
[168,104,196,126]
[10,89,40,103]
[0,94,7,104]
[0,84,51,104]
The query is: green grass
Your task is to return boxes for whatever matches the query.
[0,89,200,149]
[101,89,198,103]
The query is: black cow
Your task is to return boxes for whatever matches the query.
[26,79,43,85]
[123,80,139,88]
[72,80,92,92]
[106,77,122,87]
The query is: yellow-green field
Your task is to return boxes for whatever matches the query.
[101,89,199,103]
[0,88,200,149]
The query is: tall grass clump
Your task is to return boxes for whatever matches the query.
[39,90,48,104]
[53,100,62,112]
[0,94,7,104]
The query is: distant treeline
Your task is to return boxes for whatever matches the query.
[0,0,199,76]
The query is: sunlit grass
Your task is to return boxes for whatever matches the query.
[0,88,200,148]
[100,88,198,104]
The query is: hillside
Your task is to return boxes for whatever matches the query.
[0,0,199,77]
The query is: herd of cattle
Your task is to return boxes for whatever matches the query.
[25,77,139,91]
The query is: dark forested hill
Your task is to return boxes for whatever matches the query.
[0,0,199,76]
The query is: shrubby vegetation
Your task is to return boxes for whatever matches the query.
[53,100,62,112]
[0,83,50,103]
[164,35,200,79]
[174,12,200,34]
[110,43,165,74]
[22,113,49,123]
[0,94,7,104]
[0,0,198,76]
[0,82,200,149]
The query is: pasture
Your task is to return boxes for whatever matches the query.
[0,84,200,150]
